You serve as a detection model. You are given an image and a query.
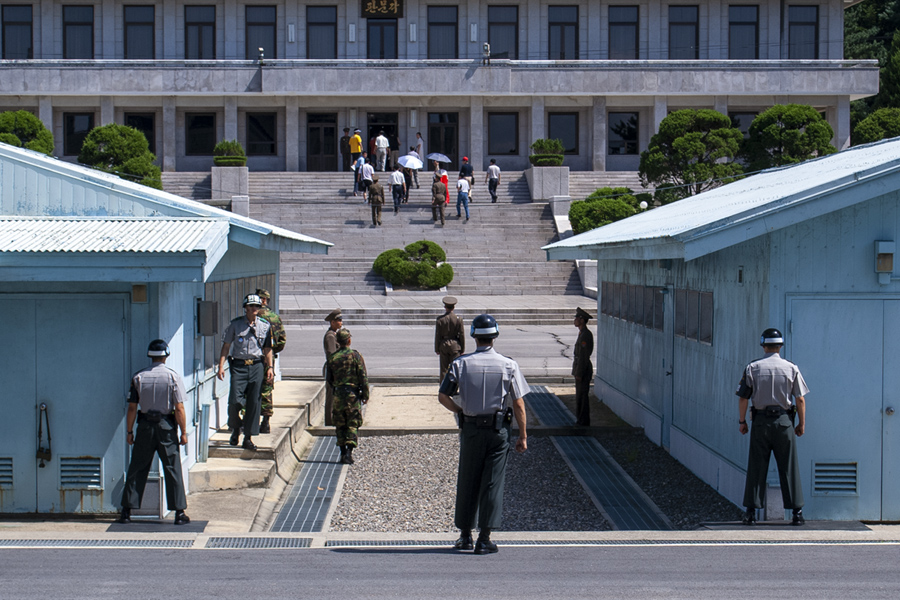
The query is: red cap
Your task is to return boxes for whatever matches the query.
[462,156,469,161]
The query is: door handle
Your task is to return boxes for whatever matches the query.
[887,407,896,416]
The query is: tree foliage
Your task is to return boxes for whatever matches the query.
[78,123,162,189]
[373,240,453,289]
[742,104,836,172]
[0,110,54,155]
[845,0,900,125]
[569,187,639,234]
[852,107,900,145]
[638,109,744,204]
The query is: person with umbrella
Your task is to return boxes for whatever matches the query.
[428,153,451,205]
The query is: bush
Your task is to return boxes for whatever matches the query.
[529,138,565,167]
[569,189,637,235]
[78,123,162,189]
[529,154,565,166]
[852,108,900,145]
[213,139,247,166]
[372,240,453,289]
[0,132,21,146]
[0,110,54,155]
[742,104,836,171]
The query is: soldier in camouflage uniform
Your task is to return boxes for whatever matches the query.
[326,328,369,465]
[256,289,286,434]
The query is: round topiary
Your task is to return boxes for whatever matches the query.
[404,240,446,263]
[0,132,21,147]
[373,240,453,289]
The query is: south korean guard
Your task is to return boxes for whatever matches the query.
[434,296,465,382]
[736,328,809,526]
[118,339,190,525]
[438,314,529,554]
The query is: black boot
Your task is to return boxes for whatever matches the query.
[791,509,805,526]
[242,436,257,451]
[229,426,241,446]
[474,529,498,555]
[117,508,131,524]
[453,530,474,550]
[742,508,757,525]
[174,510,191,525]
[259,416,270,434]
[339,445,349,464]
[345,446,355,465]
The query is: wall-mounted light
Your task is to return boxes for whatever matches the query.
[349,23,356,43]
[409,23,417,43]
[876,240,895,285]
[470,23,478,42]
[349,109,358,127]
[410,109,417,128]
[288,24,295,43]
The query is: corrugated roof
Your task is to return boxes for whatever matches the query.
[544,137,900,260]
[0,217,225,253]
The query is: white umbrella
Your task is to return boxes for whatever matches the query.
[398,155,424,169]
[426,152,451,163]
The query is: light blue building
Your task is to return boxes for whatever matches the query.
[0,143,330,514]
[545,138,900,521]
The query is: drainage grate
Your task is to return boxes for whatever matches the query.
[0,539,193,548]
[206,537,312,549]
[525,386,576,427]
[324,539,897,548]
[270,438,343,533]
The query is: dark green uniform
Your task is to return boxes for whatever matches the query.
[327,347,369,447]
[368,180,385,226]
[573,326,593,426]
[257,305,285,418]
[435,310,465,382]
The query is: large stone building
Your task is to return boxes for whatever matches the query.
[0,0,879,174]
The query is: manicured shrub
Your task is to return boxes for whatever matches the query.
[78,123,162,189]
[213,139,247,166]
[373,240,453,289]
[0,110,54,155]
[529,138,565,167]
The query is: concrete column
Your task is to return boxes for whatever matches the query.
[38,96,53,132]
[648,0,661,59]
[298,111,308,171]
[224,97,238,142]
[653,96,668,133]
[162,97,177,172]
[285,1,298,58]
[162,0,177,58]
[223,0,238,59]
[102,0,116,57]
[592,96,607,171]
[100,97,115,125]
[714,96,728,116]
[531,96,545,144]
[589,0,604,59]
[707,2,721,60]
[526,0,540,60]
[40,2,53,58]
[345,0,359,59]
[835,96,851,150]
[285,96,300,171]
[470,97,484,170]
[466,0,480,59]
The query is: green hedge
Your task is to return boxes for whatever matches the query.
[528,154,564,166]
[373,240,453,289]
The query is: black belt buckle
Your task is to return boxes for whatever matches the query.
[143,410,163,423]
[764,405,786,418]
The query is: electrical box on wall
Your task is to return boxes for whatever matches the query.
[197,300,218,336]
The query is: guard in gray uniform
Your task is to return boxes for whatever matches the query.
[434,296,465,382]
[438,314,529,554]
[217,294,274,452]
[737,328,809,526]
[119,339,190,525]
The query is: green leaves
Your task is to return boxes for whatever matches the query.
[78,124,162,190]
[852,107,900,145]
[0,110,54,155]
[742,104,836,171]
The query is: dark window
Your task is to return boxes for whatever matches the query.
[548,112,578,154]
[2,5,32,59]
[186,113,216,155]
[788,5,817,59]
[247,113,276,155]
[653,289,664,331]
[729,111,757,138]
[307,6,336,59]
[63,5,93,59]
[64,112,94,156]
[642,286,654,327]
[367,18,397,59]
[124,5,154,59]
[548,6,577,60]
[488,113,518,155]
[488,5,517,59]
[729,5,758,59]
[185,5,215,59]
[609,6,638,59]
[669,5,698,59]
[246,5,276,59]
[674,288,686,337]
[699,292,713,344]
[608,112,638,155]
[685,290,700,340]
[428,6,457,59]
[124,112,155,154]
[601,281,610,315]
[674,288,713,343]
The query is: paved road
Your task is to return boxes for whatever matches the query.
[4,544,899,599]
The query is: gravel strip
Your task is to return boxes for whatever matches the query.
[329,434,610,533]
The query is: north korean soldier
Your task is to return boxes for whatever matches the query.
[572,307,594,426]
[327,328,369,465]
[118,339,190,525]
[438,314,529,554]
[323,309,343,426]
[256,288,286,434]
[368,175,385,226]
[737,328,809,526]
[217,294,274,452]
[434,295,465,382]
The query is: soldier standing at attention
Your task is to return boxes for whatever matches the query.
[737,328,809,526]
[256,288,286,434]
[119,339,190,525]
[340,127,352,172]
[572,307,594,426]
[435,296,465,382]
[327,329,369,465]
[438,314,529,554]
[217,294,274,452]
[323,309,343,426]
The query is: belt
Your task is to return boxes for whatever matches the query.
[752,405,790,417]
[229,357,262,365]
[459,413,498,423]
[138,412,175,423]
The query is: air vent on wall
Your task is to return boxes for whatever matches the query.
[0,457,12,487]
[60,457,103,489]
[813,462,858,496]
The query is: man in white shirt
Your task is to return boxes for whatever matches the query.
[390,164,407,214]
[485,159,501,203]
[359,157,375,201]
[375,131,390,171]
[456,176,470,221]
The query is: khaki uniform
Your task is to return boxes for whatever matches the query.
[323,328,339,426]
[435,311,465,382]
[432,180,447,224]
[368,181,385,225]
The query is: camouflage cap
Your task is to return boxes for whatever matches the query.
[256,288,271,299]
[575,307,593,321]
[325,309,342,322]
[336,328,352,343]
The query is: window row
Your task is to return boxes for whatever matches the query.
[1,4,821,60]
[674,289,714,344]
[600,282,665,332]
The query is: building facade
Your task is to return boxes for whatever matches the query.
[0,0,878,174]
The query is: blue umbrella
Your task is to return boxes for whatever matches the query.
[426,152,451,163]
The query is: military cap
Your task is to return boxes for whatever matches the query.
[343,127,350,132]
[336,328,352,343]
[442,296,458,306]
[256,288,271,299]
[325,309,343,322]
[574,307,593,321]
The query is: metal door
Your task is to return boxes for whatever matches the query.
[881,301,900,520]
[307,114,337,171]
[790,298,883,520]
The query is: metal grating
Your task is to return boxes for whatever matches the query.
[0,457,12,487]
[206,537,312,549]
[270,438,343,533]
[0,539,192,548]
[60,457,103,489]
[813,462,859,496]
[325,539,897,547]
[525,385,576,426]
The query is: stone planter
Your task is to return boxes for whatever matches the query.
[525,165,569,201]
[211,166,249,205]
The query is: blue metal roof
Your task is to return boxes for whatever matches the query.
[544,137,900,262]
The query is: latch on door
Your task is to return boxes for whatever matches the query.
[36,403,52,467]
[886,407,896,416]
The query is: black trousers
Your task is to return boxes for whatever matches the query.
[455,423,510,531]
[743,412,804,510]
[121,417,187,511]
[228,361,263,436]
[574,364,592,426]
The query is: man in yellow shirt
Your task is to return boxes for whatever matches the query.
[349,128,363,163]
